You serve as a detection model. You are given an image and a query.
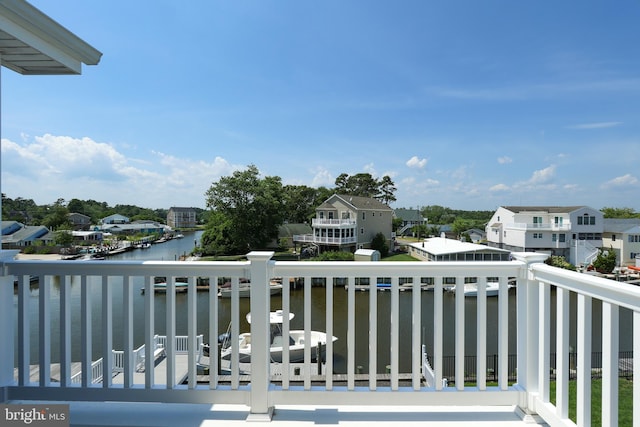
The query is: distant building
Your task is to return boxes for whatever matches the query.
[601,218,640,267]
[486,205,603,266]
[463,228,486,243]
[1,221,54,247]
[293,194,393,253]
[408,237,510,262]
[101,214,129,225]
[68,212,91,230]
[167,207,197,229]
[393,208,427,236]
[99,220,169,235]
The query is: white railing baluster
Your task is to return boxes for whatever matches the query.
[411,276,421,390]
[538,283,550,402]
[498,276,508,390]
[602,302,619,427]
[39,275,50,386]
[144,276,155,387]
[477,276,487,390]
[434,276,444,390]
[166,277,176,388]
[282,276,291,390]
[347,276,355,391]
[556,287,569,420]
[634,310,640,427]
[455,275,464,390]
[81,275,92,387]
[325,276,334,391]
[60,275,71,387]
[230,276,239,389]
[188,276,197,389]
[304,275,312,390]
[123,275,133,388]
[208,275,218,389]
[390,275,399,391]
[102,275,112,388]
[369,275,377,391]
[576,294,592,427]
[18,275,30,386]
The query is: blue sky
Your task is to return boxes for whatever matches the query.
[2,1,640,211]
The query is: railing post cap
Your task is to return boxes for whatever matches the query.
[246,251,275,261]
[511,252,549,264]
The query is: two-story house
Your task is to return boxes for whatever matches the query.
[393,208,427,236]
[167,207,197,229]
[293,194,393,254]
[486,205,603,266]
[601,218,640,267]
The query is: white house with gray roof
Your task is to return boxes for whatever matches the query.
[486,205,603,266]
[602,218,640,266]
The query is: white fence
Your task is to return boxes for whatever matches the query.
[0,251,638,425]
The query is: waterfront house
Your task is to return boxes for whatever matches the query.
[99,220,169,235]
[1,221,53,247]
[486,206,603,267]
[68,212,92,230]
[293,194,393,254]
[1,2,638,426]
[100,214,130,225]
[602,218,640,267]
[393,208,427,236]
[167,207,197,229]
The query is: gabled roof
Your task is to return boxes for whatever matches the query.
[333,194,392,211]
[502,206,588,214]
[0,0,101,75]
[394,208,424,221]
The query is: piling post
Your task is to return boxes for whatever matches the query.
[0,250,19,401]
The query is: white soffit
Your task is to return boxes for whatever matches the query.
[0,0,101,75]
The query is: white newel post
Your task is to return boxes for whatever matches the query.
[511,252,548,422]
[0,251,18,401]
[247,251,275,421]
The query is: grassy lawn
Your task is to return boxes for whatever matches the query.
[382,253,419,261]
[550,379,633,426]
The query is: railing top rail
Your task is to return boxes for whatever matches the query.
[531,262,640,312]
[4,259,251,278]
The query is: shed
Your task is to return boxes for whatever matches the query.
[354,249,381,261]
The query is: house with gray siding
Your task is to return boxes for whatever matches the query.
[293,194,393,254]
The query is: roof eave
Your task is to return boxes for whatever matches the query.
[0,0,102,75]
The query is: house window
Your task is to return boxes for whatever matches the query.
[552,234,557,242]
[362,212,366,220]
[533,217,542,227]
[559,234,566,242]
[360,228,364,234]
[554,216,563,226]
[328,212,334,220]
[533,233,542,239]
[612,234,616,242]
[319,212,324,219]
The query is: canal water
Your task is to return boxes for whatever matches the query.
[14,232,634,375]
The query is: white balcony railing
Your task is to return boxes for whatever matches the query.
[292,234,357,245]
[0,250,638,425]
[312,218,357,226]
[507,222,572,231]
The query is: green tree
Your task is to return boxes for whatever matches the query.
[54,229,74,247]
[592,247,617,273]
[371,232,389,257]
[601,207,639,218]
[204,165,284,255]
[377,175,397,205]
[282,185,318,223]
[41,199,71,230]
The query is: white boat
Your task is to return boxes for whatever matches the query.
[455,282,513,297]
[218,281,282,298]
[220,310,337,363]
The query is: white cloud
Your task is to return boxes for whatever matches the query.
[1,134,241,208]
[567,122,622,130]
[601,174,639,188]
[310,167,334,187]
[406,156,427,169]
[527,165,556,185]
[490,183,510,192]
[497,156,512,164]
